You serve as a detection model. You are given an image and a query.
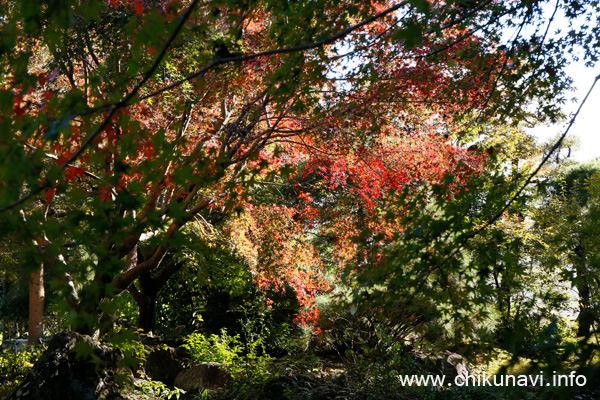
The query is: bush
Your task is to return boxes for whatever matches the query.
[182,322,277,380]
[131,378,186,399]
[314,301,421,365]
[183,329,243,366]
[0,348,43,398]
[104,327,151,372]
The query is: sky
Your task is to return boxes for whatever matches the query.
[522,3,600,163]
[527,62,600,162]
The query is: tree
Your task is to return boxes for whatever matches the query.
[534,162,600,338]
[1,0,599,342]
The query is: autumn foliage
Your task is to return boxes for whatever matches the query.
[1,0,595,338]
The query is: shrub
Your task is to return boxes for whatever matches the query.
[0,348,43,398]
[183,329,243,366]
[131,378,186,399]
[182,323,276,380]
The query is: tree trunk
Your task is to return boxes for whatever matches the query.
[28,265,44,346]
[130,259,183,334]
[138,292,157,333]
[577,279,592,337]
[574,245,592,337]
[25,203,54,346]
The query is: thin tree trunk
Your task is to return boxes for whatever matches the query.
[28,265,44,346]
[574,245,592,337]
[577,278,592,337]
[23,205,49,346]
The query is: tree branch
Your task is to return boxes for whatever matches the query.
[0,0,201,213]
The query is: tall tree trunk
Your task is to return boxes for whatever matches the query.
[129,275,159,334]
[492,270,512,329]
[574,245,592,337]
[28,265,44,346]
[25,202,55,345]
[137,291,157,333]
[577,279,592,337]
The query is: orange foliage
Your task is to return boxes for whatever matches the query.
[227,204,332,325]
[9,0,496,327]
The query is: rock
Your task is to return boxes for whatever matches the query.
[174,362,231,392]
[6,331,128,400]
[145,347,186,387]
[446,352,469,380]
[415,350,470,381]
[1,339,29,353]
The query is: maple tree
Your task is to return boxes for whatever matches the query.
[0,0,599,347]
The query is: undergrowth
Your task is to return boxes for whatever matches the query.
[0,347,43,398]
